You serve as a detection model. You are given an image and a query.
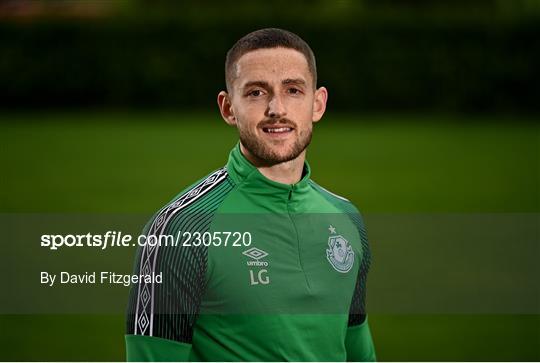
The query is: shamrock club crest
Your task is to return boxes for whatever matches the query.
[326,225,354,273]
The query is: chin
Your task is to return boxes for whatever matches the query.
[267,144,295,156]
[241,132,307,164]
[268,149,302,164]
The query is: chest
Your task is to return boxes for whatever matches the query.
[201,213,362,315]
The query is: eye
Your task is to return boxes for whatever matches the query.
[247,89,264,97]
[287,87,301,95]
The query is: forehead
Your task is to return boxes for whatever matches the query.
[233,47,311,88]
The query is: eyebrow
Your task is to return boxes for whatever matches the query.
[242,78,307,90]
[282,78,306,86]
[243,80,270,89]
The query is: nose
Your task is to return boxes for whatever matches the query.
[266,94,286,119]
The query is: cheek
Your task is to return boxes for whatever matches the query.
[299,123,313,137]
[295,104,315,124]
[234,112,259,132]
[235,103,265,123]
[293,97,314,114]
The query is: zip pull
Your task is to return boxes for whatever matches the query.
[288,189,293,201]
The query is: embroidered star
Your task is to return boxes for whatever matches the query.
[328,225,336,234]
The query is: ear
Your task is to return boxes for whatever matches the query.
[217,91,237,126]
[312,86,328,123]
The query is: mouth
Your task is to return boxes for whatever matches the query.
[261,125,295,134]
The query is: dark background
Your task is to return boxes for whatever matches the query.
[1,0,539,114]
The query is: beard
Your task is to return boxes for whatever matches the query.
[238,119,312,165]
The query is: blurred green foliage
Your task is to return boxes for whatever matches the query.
[1,112,538,213]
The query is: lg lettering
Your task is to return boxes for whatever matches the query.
[249,269,270,285]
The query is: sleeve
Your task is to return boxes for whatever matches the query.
[345,316,377,362]
[125,335,192,362]
[125,211,208,362]
[345,212,377,362]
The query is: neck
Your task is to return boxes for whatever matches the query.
[240,143,306,185]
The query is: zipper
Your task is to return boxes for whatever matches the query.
[286,186,311,291]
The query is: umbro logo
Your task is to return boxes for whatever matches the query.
[242,247,268,260]
[243,247,269,267]
[242,247,270,285]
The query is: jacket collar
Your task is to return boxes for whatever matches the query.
[226,142,312,199]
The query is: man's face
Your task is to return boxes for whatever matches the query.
[219,47,327,165]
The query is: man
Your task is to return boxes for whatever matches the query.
[125,28,376,362]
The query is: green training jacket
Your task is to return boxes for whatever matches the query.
[126,143,376,361]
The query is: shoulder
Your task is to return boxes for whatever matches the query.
[308,180,367,233]
[309,180,358,212]
[145,167,234,236]
[170,167,230,206]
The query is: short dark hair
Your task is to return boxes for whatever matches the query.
[225,28,317,92]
